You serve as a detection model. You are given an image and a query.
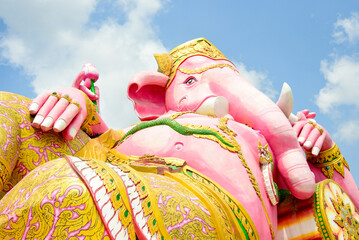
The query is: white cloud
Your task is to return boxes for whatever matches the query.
[0,0,167,129]
[333,13,359,44]
[235,62,277,100]
[0,0,277,130]
[316,56,359,113]
[317,12,359,144]
[333,120,359,142]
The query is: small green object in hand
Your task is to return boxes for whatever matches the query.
[91,79,99,113]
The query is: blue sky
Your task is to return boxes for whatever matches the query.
[1,0,359,184]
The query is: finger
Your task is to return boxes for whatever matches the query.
[72,71,86,88]
[79,85,98,100]
[296,111,307,121]
[29,91,51,114]
[311,132,326,156]
[299,109,310,116]
[62,111,85,140]
[306,112,316,119]
[40,95,71,131]
[53,100,80,133]
[298,122,315,145]
[303,127,322,150]
[32,92,60,128]
[292,120,307,137]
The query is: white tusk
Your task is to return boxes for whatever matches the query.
[276,82,294,119]
[195,96,229,117]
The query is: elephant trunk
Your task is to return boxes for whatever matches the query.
[209,73,315,199]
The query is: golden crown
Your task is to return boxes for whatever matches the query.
[154,38,229,88]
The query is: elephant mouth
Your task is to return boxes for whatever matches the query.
[195,96,229,117]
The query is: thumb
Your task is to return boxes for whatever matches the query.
[277,148,315,199]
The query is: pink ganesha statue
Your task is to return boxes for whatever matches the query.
[0,38,358,239]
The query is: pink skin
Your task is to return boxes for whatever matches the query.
[30,87,108,140]
[30,88,87,140]
[128,55,315,200]
[40,97,71,131]
[31,94,59,128]
[30,63,108,140]
[292,109,333,155]
[116,113,277,239]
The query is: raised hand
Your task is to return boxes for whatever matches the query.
[29,88,88,140]
[292,110,334,156]
[72,63,100,112]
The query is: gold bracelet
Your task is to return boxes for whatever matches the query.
[80,91,101,137]
[306,144,349,179]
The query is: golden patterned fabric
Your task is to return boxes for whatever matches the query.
[0,158,111,239]
[0,92,90,198]
[154,38,232,88]
[74,128,124,161]
[79,91,102,137]
[0,127,259,238]
[106,153,260,239]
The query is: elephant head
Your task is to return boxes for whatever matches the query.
[127,38,315,199]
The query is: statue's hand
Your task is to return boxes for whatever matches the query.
[29,88,88,140]
[292,110,334,156]
[72,63,100,105]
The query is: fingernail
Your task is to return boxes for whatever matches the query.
[54,119,66,132]
[312,147,320,156]
[298,137,305,144]
[29,103,39,113]
[42,117,53,128]
[69,128,77,139]
[33,115,44,125]
[304,141,312,148]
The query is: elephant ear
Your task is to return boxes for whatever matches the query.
[127,71,169,120]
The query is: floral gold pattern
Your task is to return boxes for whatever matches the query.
[68,156,137,239]
[179,63,238,75]
[80,91,101,137]
[106,150,259,239]
[306,144,349,179]
[0,158,110,239]
[313,179,359,240]
[258,142,273,164]
[0,92,89,198]
[331,193,359,238]
[258,141,279,205]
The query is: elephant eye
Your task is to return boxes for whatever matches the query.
[185,77,196,85]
